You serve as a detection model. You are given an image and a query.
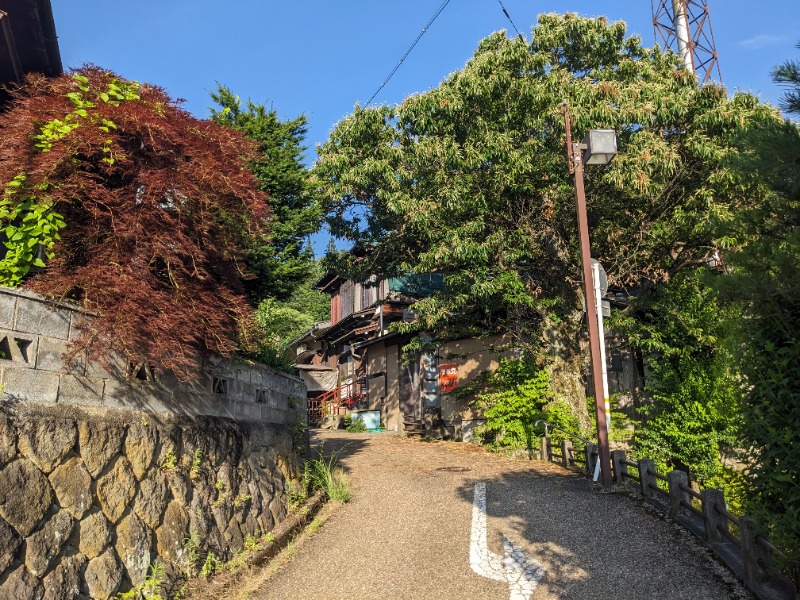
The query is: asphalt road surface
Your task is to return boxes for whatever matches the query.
[253,430,750,600]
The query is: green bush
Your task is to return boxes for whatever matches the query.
[304,451,352,503]
[475,358,579,453]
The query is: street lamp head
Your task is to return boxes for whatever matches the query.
[582,129,618,165]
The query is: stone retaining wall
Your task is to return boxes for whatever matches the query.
[0,401,301,599]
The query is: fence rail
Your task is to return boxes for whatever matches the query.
[538,435,797,600]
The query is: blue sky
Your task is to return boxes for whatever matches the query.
[51,1,799,250]
[52,1,799,149]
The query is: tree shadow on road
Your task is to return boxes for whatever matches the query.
[453,466,748,599]
[306,429,374,474]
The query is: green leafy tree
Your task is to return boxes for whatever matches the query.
[210,85,321,302]
[314,14,777,424]
[251,260,330,370]
[717,42,800,582]
[613,270,741,485]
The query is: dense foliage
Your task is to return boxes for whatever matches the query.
[614,270,741,485]
[315,13,777,425]
[210,85,321,302]
[718,42,800,579]
[0,67,270,378]
[250,261,330,370]
[475,357,578,454]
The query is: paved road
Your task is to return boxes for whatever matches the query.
[253,430,750,600]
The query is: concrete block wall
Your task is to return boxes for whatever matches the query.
[0,287,306,425]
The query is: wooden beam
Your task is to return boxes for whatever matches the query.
[0,10,23,82]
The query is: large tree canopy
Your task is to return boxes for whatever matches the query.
[0,67,270,377]
[314,14,778,411]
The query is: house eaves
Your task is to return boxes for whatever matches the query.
[0,0,62,87]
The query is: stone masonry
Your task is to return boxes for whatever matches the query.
[0,402,301,599]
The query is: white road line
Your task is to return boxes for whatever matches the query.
[470,482,545,600]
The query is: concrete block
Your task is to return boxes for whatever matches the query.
[217,398,236,419]
[0,295,16,329]
[182,372,214,396]
[169,392,220,418]
[68,312,91,341]
[1,367,59,403]
[85,353,126,379]
[35,337,75,373]
[261,407,293,425]
[0,328,38,366]
[14,298,71,340]
[241,383,256,403]
[250,370,263,386]
[235,401,262,422]
[263,372,287,394]
[272,393,290,411]
[104,379,174,414]
[58,374,104,406]
[227,379,245,402]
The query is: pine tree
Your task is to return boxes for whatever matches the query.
[210,85,321,302]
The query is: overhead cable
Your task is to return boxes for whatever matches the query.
[496,0,526,43]
[365,0,453,107]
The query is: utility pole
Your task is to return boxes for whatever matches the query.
[652,0,721,84]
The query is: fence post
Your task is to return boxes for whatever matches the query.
[701,488,729,544]
[739,516,767,587]
[638,458,656,499]
[667,470,691,519]
[610,449,628,484]
[540,436,550,462]
[561,439,572,468]
[585,443,598,477]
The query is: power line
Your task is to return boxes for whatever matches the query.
[496,0,526,44]
[365,0,453,107]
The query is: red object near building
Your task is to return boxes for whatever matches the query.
[439,363,458,393]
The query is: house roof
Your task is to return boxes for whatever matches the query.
[0,0,62,100]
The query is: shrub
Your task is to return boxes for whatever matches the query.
[475,357,578,453]
[0,67,270,379]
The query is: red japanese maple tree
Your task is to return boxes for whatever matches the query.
[0,67,270,378]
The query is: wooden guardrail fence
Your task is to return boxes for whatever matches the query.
[539,435,797,600]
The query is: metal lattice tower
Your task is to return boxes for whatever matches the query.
[652,0,722,84]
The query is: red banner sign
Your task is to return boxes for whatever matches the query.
[439,363,458,393]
